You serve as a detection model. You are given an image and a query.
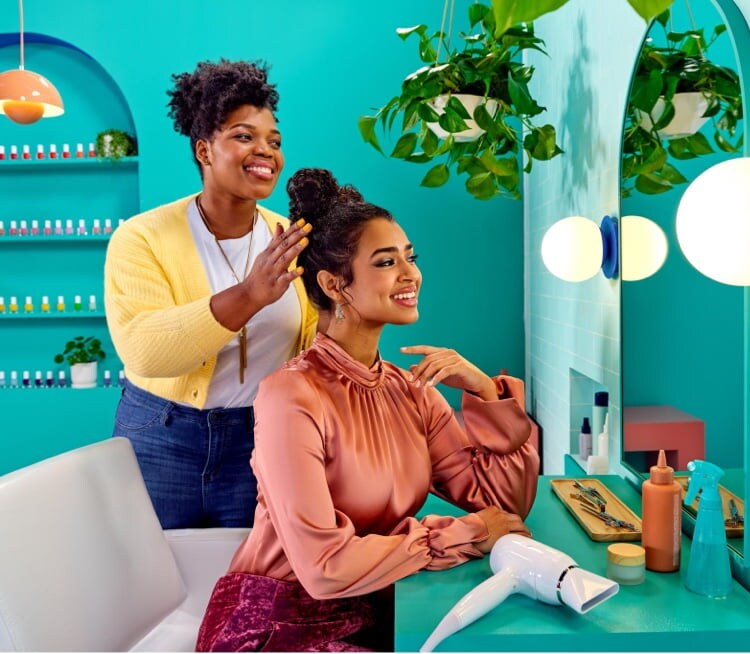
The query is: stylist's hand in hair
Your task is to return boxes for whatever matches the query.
[400,345,497,401]
[242,219,312,308]
[474,506,531,554]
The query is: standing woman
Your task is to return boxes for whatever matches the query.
[196,168,539,651]
[104,60,317,529]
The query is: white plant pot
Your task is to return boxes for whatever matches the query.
[636,92,710,139]
[426,94,499,142]
[70,362,98,389]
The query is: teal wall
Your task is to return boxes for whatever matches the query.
[621,1,744,470]
[0,1,524,472]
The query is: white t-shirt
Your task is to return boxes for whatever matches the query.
[187,199,300,408]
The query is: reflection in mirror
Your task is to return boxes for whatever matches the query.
[620,1,745,557]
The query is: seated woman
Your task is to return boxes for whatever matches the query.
[197,169,540,652]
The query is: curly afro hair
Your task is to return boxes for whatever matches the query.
[287,168,392,312]
[166,59,279,166]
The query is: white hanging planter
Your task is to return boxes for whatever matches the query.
[426,94,499,142]
[636,92,710,139]
[70,362,98,389]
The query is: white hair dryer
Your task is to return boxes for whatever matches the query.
[420,534,619,652]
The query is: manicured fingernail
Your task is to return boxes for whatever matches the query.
[296,219,306,227]
[295,266,303,274]
[302,223,312,233]
[415,380,421,388]
[299,237,309,247]
[408,374,414,382]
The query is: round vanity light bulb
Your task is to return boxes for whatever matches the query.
[541,216,603,282]
[621,215,668,281]
[676,157,750,286]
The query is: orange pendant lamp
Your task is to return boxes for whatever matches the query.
[0,0,63,124]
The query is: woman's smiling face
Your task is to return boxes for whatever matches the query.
[342,217,421,327]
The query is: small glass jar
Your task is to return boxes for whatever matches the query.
[607,543,646,585]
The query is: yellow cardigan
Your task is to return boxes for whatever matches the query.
[104,194,317,409]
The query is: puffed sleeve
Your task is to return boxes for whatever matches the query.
[253,371,494,599]
[422,375,540,518]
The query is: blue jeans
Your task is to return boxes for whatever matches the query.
[113,379,256,529]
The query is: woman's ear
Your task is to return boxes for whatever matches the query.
[316,270,342,304]
[195,139,211,167]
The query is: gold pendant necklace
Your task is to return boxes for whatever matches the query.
[196,194,257,384]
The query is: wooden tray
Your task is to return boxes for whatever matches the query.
[674,476,744,539]
[550,478,642,542]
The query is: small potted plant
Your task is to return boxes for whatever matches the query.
[54,336,106,389]
[95,129,138,160]
[621,9,743,196]
[358,2,563,200]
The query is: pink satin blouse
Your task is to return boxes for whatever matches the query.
[229,333,540,599]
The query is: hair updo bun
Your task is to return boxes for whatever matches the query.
[287,168,340,223]
[287,168,392,312]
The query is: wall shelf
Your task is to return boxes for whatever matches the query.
[0,311,106,320]
[0,235,113,244]
[0,156,138,171]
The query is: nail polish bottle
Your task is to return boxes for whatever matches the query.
[103,369,112,387]
[0,220,4,236]
[118,370,126,387]
[88,294,97,311]
[10,145,18,160]
[77,218,87,236]
[9,220,17,235]
[57,369,67,387]
[31,219,39,236]
[56,295,65,312]
[23,295,33,313]
[118,218,125,228]
[62,143,70,159]
[0,296,5,313]
[76,143,84,158]
[0,371,5,387]
[41,295,50,313]
[34,370,43,387]
[9,296,18,313]
[54,219,63,235]
[65,219,74,235]
[10,371,18,387]
[43,219,52,236]
[19,219,28,236]
[88,142,96,157]
[22,370,30,387]
[49,144,57,159]
[36,144,45,159]
[92,218,101,235]
[74,294,82,311]
[45,370,54,387]
[22,145,30,160]
[104,218,113,234]
[0,145,5,160]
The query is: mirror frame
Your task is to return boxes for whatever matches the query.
[618,0,750,591]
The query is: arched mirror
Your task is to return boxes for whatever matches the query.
[619,0,748,573]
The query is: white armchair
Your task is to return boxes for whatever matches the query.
[0,437,249,651]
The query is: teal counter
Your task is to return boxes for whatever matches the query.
[395,475,750,652]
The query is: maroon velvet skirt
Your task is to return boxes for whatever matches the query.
[196,573,394,652]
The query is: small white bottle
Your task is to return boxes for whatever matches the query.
[592,391,608,456]
[597,414,610,460]
[88,294,97,311]
[0,371,5,387]
[10,371,18,387]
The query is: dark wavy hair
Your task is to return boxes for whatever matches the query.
[166,59,279,170]
[287,168,392,311]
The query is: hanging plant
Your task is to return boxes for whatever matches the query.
[95,129,138,160]
[358,2,563,200]
[621,9,743,197]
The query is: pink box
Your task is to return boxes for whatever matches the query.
[623,405,705,471]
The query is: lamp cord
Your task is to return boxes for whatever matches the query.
[18,0,25,70]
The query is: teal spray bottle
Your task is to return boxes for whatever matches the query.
[684,459,732,598]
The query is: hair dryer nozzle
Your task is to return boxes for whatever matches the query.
[558,566,619,613]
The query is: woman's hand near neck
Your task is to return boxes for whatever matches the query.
[198,190,258,240]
